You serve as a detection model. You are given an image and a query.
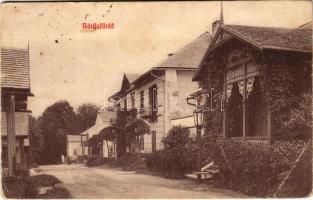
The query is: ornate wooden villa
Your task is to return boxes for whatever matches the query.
[193,21,312,142]
[1,47,33,175]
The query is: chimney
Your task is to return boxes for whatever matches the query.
[212,20,220,36]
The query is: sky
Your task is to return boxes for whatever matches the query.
[1,1,312,117]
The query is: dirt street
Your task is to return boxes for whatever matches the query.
[35,164,247,198]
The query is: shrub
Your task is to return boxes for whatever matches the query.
[24,174,61,187]
[203,134,311,197]
[145,126,199,178]
[109,153,147,171]
[2,176,27,198]
[38,187,72,199]
[2,174,63,198]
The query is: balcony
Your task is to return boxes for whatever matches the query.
[1,112,29,137]
[138,106,151,118]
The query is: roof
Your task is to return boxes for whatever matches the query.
[1,48,30,89]
[129,32,212,87]
[95,110,117,125]
[125,73,141,84]
[67,134,87,142]
[193,24,312,81]
[80,123,109,138]
[108,73,140,100]
[224,25,312,52]
[155,32,212,69]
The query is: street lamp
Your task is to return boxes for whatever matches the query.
[193,109,205,180]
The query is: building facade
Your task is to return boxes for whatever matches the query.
[193,21,312,142]
[67,135,88,161]
[1,47,33,175]
[109,32,212,153]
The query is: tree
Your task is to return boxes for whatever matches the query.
[29,116,44,165]
[76,103,99,133]
[37,100,78,164]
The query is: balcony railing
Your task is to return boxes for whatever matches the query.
[138,106,152,118]
[1,112,29,136]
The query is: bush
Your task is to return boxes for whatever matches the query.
[145,126,199,178]
[203,134,311,197]
[38,187,72,199]
[25,174,61,187]
[2,176,27,198]
[2,174,63,198]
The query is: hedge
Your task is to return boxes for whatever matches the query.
[203,135,311,197]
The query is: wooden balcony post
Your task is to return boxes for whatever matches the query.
[7,95,16,176]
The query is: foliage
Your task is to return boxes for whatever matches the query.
[114,110,150,157]
[2,174,65,199]
[162,126,189,149]
[109,153,147,172]
[25,174,61,187]
[279,93,312,139]
[29,116,44,165]
[76,103,99,133]
[145,126,198,178]
[202,133,311,197]
[38,187,72,199]
[261,52,312,138]
[36,100,78,164]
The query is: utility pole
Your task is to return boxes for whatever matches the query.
[7,95,16,176]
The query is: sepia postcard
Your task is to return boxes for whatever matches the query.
[0,1,312,199]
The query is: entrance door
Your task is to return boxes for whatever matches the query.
[151,131,156,152]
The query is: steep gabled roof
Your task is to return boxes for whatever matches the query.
[224,25,312,53]
[108,73,140,100]
[1,48,30,89]
[193,24,312,81]
[125,73,141,84]
[155,32,212,69]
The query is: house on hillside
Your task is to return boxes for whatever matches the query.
[1,47,33,175]
[192,21,312,142]
[109,32,212,153]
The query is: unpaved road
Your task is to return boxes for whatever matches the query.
[35,164,247,198]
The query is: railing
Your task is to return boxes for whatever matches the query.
[1,112,29,136]
[138,106,151,118]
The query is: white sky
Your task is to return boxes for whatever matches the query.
[1,1,311,117]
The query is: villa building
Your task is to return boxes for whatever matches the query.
[193,21,312,142]
[109,32,212,153]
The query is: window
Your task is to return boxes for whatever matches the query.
[140,90,144,111]
[225,61,261,138]
[151,131,156,152]
[124,99,127,111]
[149,85,158,122]
[139,134,144,150]
[149,84,158,111]
[226,62,259,100]
[130,92,135,109]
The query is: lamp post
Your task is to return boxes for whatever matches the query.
[193,109,205,180]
